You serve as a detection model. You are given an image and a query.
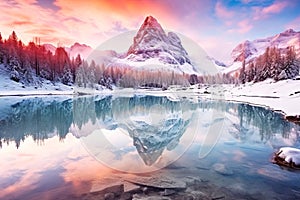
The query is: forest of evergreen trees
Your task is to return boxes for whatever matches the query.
[239,46,299,84]
[0,31,192,89]
[0,31,299,89]
[0,31,85,86]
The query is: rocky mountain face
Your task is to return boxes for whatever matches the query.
[127,16,191,66]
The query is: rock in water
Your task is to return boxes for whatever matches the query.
[213,163,233,176]
[125,175,186,189]
[104,192,115,200]
[273,147,300,169]
[160,189,176,196]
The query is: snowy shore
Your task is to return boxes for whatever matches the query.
[1,74,299,119]
[198,79,300,118]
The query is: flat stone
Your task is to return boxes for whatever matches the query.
[90,180,124,197]
[124,181,141,193]
[125,175,186,189]
[213,163,233,176]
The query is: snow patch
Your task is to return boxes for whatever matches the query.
[277,147,300,165]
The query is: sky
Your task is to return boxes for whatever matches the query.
[1,0,300,63]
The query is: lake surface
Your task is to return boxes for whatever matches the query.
[0,94,300,199]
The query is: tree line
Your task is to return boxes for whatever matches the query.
[0,31,299,89]
[0,31,88,86]
[239,46,299,83]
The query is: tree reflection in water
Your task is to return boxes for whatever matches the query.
[0,96,299,151]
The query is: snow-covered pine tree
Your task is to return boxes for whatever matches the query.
[75,60,89,88]
[278,46,299,80]
[88,60,96,88]
[239,60,246,84]
[62,65,73,86]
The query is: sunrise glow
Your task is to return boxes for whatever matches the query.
[0,0,299,62]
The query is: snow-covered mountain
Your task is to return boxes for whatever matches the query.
[224,29,300,74]
[112,16,201,75]
[43,43,57,55]
[66,42,93,59]
[43,42,93,59]
[232,29,300,62]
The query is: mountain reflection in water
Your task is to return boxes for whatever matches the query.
[0,95,300,199]
[0,95,296,150]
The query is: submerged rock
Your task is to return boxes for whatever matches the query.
[212,163,233,176]
[124,181,141,193]
[90,179,124,195]
[160,188,176,196]
[125,175,186,189]
[104,192,115,200]
[132,194,171,200]
[189,191,209,199]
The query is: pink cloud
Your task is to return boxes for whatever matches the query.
[215,1,234,18]
[227,19,253,34]
[262,1,288,14]
[253,1,289,20]
[237,19,253,33]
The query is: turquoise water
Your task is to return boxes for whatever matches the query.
[0,95,299,199]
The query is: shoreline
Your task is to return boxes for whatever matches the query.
[0,79,299,124]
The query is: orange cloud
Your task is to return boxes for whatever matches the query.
[0,0,213,51]
[9,20,33,26]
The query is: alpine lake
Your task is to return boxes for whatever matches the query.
[0,91,300,200]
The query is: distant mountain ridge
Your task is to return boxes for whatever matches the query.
[223,29,300,75]
[43,42,93,59]
[231,29,300,62]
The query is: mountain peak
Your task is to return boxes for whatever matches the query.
[142,16,162,29]
[126,16,192,66]
[283,28,296,34]
[127,16,166,55]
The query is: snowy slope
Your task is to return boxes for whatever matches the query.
[224,29,300,74]
[0,64,74,96]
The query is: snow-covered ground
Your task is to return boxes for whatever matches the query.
[0,64,113,96]
[0,64,74,96]
[196,79,300,117]
[1,60,299,118]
